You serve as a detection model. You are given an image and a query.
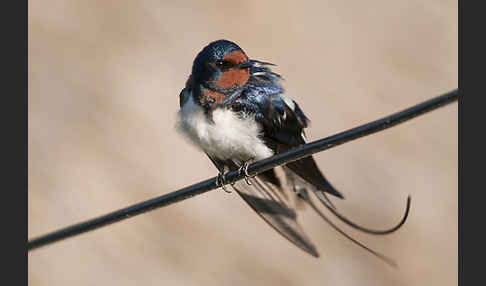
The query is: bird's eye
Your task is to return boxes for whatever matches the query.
[215,60,231,69]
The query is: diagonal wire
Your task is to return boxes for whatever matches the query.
[28,89,458,251]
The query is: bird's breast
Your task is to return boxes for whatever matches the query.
[176,94,273,162]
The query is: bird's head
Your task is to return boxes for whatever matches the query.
[188,40,252,110]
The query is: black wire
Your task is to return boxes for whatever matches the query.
[28,89,458,251]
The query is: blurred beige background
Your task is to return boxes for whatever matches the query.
[28,1,457,285]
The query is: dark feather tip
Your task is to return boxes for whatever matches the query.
[329,188,344,199]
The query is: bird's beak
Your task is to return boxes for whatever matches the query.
[238,59,277,69]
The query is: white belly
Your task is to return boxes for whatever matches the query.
[176,95,273,163]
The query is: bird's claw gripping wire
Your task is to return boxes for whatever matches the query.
[216,171,232,193]
[238,161,254,185]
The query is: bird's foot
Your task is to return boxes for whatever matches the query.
[238,160,254,185]
[216,171,232,193]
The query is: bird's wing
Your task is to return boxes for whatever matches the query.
[207,154,319,257]
[232,65,344,200]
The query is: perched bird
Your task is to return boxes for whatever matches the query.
[177,40,408,263]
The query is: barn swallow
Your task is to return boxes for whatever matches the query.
[176,40,408,263]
